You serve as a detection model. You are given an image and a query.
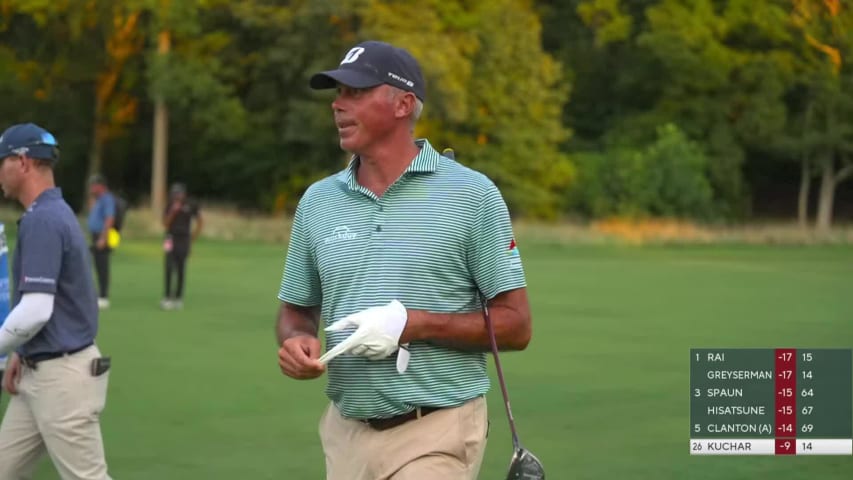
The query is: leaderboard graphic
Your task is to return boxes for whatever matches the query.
[690,348,852,455]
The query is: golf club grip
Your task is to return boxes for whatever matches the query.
[480,292,521,450]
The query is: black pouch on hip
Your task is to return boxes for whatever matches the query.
[90,356,111,377]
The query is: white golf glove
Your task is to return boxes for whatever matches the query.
[319,300,411,373]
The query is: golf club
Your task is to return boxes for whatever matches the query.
[443,148,545,479]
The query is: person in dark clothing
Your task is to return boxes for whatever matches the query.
[87,174,115,310]
[161,183,203,310]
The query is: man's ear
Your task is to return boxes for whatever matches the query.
[394,92,416,119]
[18,154,34,173]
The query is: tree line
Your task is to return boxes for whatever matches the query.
[0,0,851,230]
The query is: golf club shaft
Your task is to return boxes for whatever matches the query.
[443,148,522,449]
[480,293,521,451]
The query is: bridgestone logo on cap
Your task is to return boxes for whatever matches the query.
[341,47,365,65]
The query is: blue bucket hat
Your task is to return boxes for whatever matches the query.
[0,123,60,163]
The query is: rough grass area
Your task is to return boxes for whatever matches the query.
[128,207,853,245]
[2,205,852,245]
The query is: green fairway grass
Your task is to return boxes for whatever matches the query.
[2,239,851,479]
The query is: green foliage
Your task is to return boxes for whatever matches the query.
[0,1,150,206]
[577,0,633,47]
[570,124,714,219]
[2,0,853,222]
[147,42,248,142]
[165,0,353,210]
[362,0,574,218]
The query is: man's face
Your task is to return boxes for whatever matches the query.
[0,155,25,200]
[90,183,104,197]
[332,84,399,154]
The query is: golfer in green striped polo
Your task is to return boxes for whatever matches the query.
[276,40,533,480]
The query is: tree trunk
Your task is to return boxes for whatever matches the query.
[84,10,141,210]
[815,155,835,233]
[797,157,810,228]
[150,30,171,215]
[798,101,815,229]
[86,131,104,178]
[86,94,105,207]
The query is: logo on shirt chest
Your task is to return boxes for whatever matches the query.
[324,226,358,244]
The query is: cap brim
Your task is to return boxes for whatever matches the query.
[24,144,59,163]
[310,69,382,90]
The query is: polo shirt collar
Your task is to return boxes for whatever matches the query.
[19,187,62,223]
[34,187,62,202]
[405,139,441,173]
[337,139,440,190]
[27,187,62,211]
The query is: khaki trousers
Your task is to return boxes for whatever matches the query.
[0,345,112,480]
[320,396,488,480]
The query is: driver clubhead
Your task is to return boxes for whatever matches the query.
[506,447,545,479]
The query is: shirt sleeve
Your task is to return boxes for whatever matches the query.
[277,198,321,306]
[466,183,527,300]
[18,216,64,294]
[103,194,116,218]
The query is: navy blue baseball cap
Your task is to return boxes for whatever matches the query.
[310,41,426,101]
[0,123,60,163]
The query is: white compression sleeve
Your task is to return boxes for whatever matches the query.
[0,292,55,355]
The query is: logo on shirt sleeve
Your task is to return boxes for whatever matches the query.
[506,239,522,268]
[23,276,56,285]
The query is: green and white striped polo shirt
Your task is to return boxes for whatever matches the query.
[278,139,526,419]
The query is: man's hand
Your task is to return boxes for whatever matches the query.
[320,300,409,370]
[96,236,107,249]
[278,335,325,380]
[2,353,21,394]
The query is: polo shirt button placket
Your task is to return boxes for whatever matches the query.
[375,201,385,233]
